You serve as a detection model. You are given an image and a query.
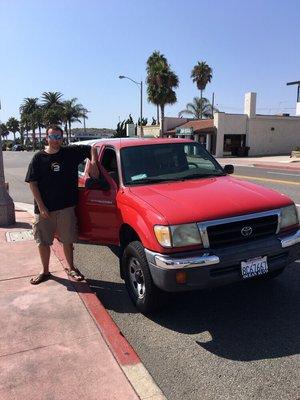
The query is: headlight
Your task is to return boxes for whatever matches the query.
[154,225,171,247]
[154,223,202,248]
[280,205,299,230]
[171,223,202,247]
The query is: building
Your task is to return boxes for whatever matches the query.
[143,92,300,157]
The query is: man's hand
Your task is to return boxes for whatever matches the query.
[88,147,99,179]
[39,205,50,219]
[87,160,100,179]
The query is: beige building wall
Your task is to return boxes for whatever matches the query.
[214,112,248,156]
[142,125,160,137]
[248,116,300,155]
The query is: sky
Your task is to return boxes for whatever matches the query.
[0,0,299,132]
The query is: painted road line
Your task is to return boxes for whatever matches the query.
[234,175,300,186]
[267,172,300,177]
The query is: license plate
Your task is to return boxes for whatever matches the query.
[241,256,268,279]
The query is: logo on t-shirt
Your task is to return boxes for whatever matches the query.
[51,162,61,172]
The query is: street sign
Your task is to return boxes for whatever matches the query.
[176,127,194,135]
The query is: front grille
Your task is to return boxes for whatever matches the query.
[206,215,278,248]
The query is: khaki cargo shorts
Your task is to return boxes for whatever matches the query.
[33,206,78,246]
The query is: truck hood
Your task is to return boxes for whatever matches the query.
[128,176,292,224]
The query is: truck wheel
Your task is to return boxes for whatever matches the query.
[123,241,160,314]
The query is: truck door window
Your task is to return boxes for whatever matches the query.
[101,148,119,185]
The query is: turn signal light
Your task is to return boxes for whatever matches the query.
[176,271,187,284]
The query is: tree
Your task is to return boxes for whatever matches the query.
[0,123,9,140]
[6,117,19,142]
[146,51,168,124]
[146,52,179,137]
[179,97,217,119]
[19,97,40,150]
[41,91,64,126]
[62,98,86,143]
[41,91,63,109]
[191,61,213,119]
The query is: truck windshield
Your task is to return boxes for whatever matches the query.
[121,142,225,186]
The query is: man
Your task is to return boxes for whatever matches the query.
[25,125,99,284]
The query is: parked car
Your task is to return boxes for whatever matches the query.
[75,138,300,314]
[12,144,24,151]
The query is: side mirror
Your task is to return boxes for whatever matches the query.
[223,164,234,174]
[85,176,110,191]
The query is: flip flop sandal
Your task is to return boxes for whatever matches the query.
[64,269,84,281]
[30,273,51,285]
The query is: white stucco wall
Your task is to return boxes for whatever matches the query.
[215,109,300,156]
[214,112,248,156]
[248,116,300,155]
[142,125,160,137]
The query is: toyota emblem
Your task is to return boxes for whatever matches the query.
[241,226,253,237]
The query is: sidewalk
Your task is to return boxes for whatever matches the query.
[216,155,300,171]
[0,207,165,400]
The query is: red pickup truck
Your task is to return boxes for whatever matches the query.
[76,138,300,314]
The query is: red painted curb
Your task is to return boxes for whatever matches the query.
[51,239,140,367]
[253,163,300,171]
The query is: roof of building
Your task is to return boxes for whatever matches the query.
[166,119,215,134]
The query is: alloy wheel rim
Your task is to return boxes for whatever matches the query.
[128,257,145,299]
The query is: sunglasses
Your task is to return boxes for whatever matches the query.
[48,134,63,140]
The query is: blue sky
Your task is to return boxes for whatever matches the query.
[0,0,299,130]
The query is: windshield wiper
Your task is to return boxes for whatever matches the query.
[181,173,226,180]
[128,177,181,185]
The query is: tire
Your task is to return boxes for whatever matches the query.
[123,241,161,315]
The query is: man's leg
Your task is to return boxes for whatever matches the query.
[30,213,54,284]
[62,243,84,280]
[62,243,74,271]
[38,244,51,274]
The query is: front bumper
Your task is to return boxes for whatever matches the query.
[145,229,300,292]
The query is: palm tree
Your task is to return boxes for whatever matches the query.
[19,97,40,149]
[179,97,217,119]
[32,107,44,148]
[6,117,19,142]
[0,123,9,140]
[62,98,87,143]
[20,114,31,144]
[146,52,179,136]
[191,61,213,119]
[41,91,64,126]
[146,51,168,124]
[41,91,63,109]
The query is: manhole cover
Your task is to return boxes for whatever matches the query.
[6,230,34,242]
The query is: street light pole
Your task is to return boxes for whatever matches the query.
[119,75,144,137]
[0,102,15,226]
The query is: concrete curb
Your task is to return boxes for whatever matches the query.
[253,163,300,171]
[14,202,166,400]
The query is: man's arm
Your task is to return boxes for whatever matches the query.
[28,182,50,218]
[87,146,99,178]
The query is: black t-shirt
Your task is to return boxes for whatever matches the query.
[25,145,91,214]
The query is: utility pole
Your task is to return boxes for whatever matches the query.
[0,101,15,226]
[119,75,144,137]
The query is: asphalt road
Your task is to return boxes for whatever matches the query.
[3,151,300,400]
